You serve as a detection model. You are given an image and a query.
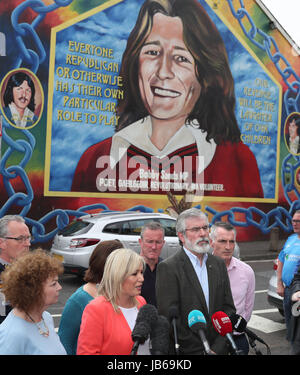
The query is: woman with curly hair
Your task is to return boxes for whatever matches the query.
[0,249,66,355]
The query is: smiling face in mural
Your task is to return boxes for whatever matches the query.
[138,13,201,123]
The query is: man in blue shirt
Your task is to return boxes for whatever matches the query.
[277,210,300,335]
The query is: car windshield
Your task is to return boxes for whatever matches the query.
[59,220,93,236]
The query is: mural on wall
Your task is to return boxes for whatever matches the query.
[0,0,299,243]
[45,0,280,201]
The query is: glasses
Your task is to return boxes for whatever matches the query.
[3,235,32,243]
[185,225,209,233]
[292,220,300,224]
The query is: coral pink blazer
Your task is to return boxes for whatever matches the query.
[77,295,146,355]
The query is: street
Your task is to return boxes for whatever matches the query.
[48,259,291,356]
[246,259,288,355]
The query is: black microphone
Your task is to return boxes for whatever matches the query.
[150,315,170,355]
[169,305,180,355]
[230,313,266,345]
[188,310,214,355]
[131,304,158,355]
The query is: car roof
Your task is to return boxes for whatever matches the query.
[77,211,176,223]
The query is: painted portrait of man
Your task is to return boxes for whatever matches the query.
[285,113,300,155]
[2,71,38,128]
[70,0,263,198]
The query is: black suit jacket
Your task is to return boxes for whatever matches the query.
[156,248,235,355]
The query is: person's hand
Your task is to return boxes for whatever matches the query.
[291,290,300,301]
[277,283,284,297]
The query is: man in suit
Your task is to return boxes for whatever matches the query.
[156,208,235,355]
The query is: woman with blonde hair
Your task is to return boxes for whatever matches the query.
[77,248,149,355]
[58,239,122,354]
[0,249,66,355]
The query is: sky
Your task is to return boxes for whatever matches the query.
[261,0,300,47]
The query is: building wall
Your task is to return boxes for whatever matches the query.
[0,0,299,242]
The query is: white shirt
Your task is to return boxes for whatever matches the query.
[8,102,35,128]
[119,305,151,355]
[289,135,300,154]
[110,116,216,173]
[183,248,209,309]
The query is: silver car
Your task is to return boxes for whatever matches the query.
[267,258,284,316]
[50,211,180,276]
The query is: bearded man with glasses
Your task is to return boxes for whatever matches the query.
[156,208,235,355]
[0,215,31,323]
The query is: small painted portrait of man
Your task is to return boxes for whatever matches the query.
[285,113,300,155]
[1,69,43,129]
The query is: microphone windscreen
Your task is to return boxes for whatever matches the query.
[169,305,179,320]
[132,304,158,342]
[211,311,232,336]
[188,310,206,333]
[150,315,170,355]
[136,304,158,324]
[230,313,247,332]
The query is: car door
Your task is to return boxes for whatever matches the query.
[118,219,146,254]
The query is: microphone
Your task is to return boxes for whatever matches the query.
[131,304,158,355]
[230,313,266,345]
[150,315,170,355]
[169,305,180,355]
[188,310,213,355]
[230,313,247,332]
[211,311,242,355]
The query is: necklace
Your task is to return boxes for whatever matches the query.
[26,312,49,337]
